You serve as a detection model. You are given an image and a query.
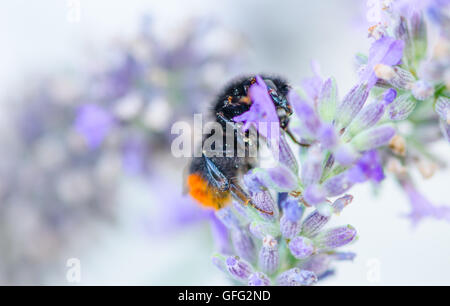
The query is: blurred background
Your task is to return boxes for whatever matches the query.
[0,0,449,285]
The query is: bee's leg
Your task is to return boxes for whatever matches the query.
[285,128,311,147]
[229,180,273,216]
[203,154,273,215]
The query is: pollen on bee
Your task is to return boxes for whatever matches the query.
[187,173,230,210]
[239,96,251,104]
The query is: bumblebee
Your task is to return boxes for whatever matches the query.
[187,75,293,214]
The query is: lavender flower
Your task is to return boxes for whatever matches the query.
[75,104,115,149]
[359,36,405,88]
[248,272,271,286]
[276,268,317,286]
[226,256,253,281]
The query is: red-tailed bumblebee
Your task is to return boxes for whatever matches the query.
[186,75,293,214]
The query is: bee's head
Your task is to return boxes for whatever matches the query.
[263,78,292,129]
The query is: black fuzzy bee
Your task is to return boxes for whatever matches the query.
[186,75,293,213]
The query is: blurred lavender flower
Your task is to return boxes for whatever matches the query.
[75,104,115,149]
[0,15,245,284]
[360,0,450,224]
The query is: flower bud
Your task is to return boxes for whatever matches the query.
[374,65,415,90]
[335,83,369,129]
[332,194,353,214]
[258,235,279,275]
[386,158,407,175]
[288,90,321,136]
[417,159,438,179]
[344,100,387,140]
[301,145,323,187]
[288,236,315,259]
[261,165,299,192]
[252,190,278,220]
[301,209,331,238]
[411,80,434,101]
[410,11,427,61]
[374,63,396,80]
[276,268,317,286]
[436,97,450,124]
[277,132,299,174]
[248,272,271,286]
[314,225,357,250]
[243,170,265,194]
[387,93,417,120]
[212,253,228,273]
[231,228,256,263]
[226,256,253,281]
[440,119,450,142]
[318,77,338,123]
[280,214,301,239]
[351,124,396,151]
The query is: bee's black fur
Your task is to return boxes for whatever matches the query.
[212,74,290,128]
[189,74,291,204]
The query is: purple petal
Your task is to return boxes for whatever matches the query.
[318,123,338,149]
[233,75,280,141]
[348,150,385,183]
[404,183,450,225]
[383,88,398,104]
[264,165,299,192]
[288,90,322,136]
[360,36,405,88]
[303,184,326,206]
[281,197,304,222]
[334,144,359,166]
